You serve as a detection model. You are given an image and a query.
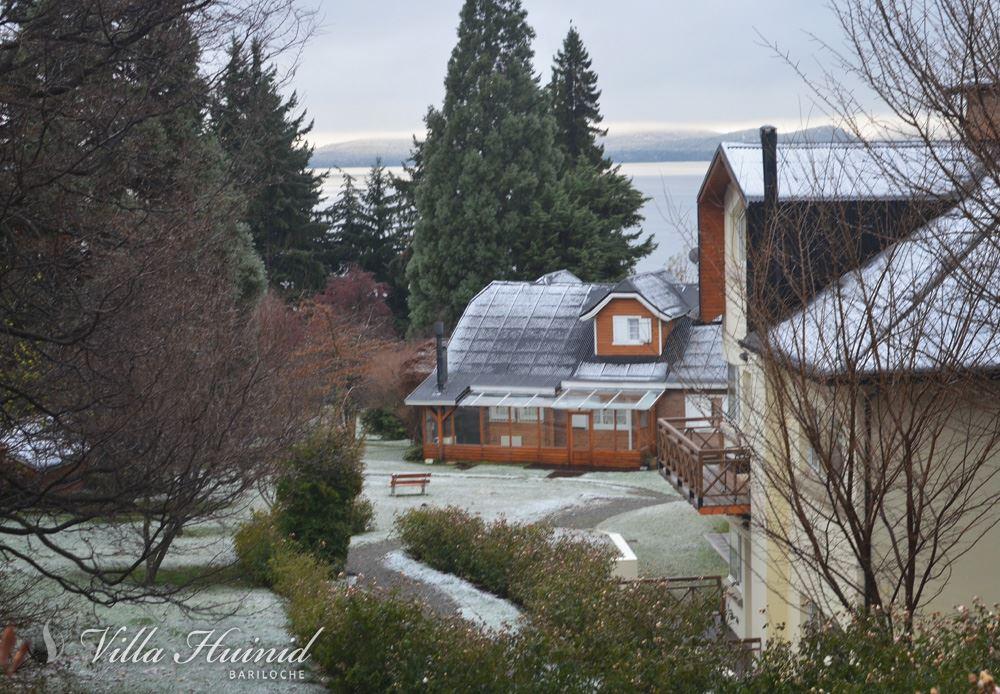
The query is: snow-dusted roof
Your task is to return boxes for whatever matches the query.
[405,270,724,405]
[579,269,690,320]
[534,269,582,285]
[666,323,728,387]
[717,141,964,202]
[1,422,75,471]
[573,360,669,382]
[769,178,1000,374]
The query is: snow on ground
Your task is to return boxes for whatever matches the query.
[597,502,729,578]
[383,550,522,633]
[355,441,677,548]
[27,586,327,693]
[9,439,725,691]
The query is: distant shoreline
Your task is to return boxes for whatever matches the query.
[308,124,853,170]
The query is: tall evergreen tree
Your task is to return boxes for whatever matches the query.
[212,39,329,296]
[548,27,653,279]
[549,26,606,167]
[406,0,566,331]
[362,160,410,327]
[327,172,369,268]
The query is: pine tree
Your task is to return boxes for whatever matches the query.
[212,39,329,296]
[549,26,606,167]
[405,0,566,331]
[548,27,653,278]
[327,172,369,269]
[362,160,410,327]
[131,21,267,304]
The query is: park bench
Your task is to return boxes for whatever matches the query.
[390,472,431,496]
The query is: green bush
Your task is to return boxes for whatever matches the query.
[270,542,514,693]
[360,407,408,440]
[233,509,286,587]
[402,442,424,462]
[275,425,364,570]
[395,506,609,604]
[348,495,375,534]
[394,506,738,691]
[735,605,1000,693]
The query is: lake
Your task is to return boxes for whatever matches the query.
[315,160,709,275]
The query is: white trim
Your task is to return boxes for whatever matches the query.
[405,399,458,406]
[560,379,727,391]
[579,292,678,321]
[469,385,555,395]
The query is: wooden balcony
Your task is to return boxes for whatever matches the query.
[657,416,751,516]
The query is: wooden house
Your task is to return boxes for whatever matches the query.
[405,269,727,470]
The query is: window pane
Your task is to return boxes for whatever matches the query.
[454,408,481,445]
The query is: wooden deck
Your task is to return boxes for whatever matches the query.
[657,416,751,515]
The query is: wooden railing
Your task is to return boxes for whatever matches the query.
[620,575,725,618]
[657,416,751,515]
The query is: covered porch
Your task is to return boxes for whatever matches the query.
[421,387,664,470]
[657,416,751,515]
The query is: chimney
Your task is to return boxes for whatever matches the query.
[760,125,778,209]
[434,321,448,392]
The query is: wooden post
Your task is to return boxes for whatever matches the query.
[536,409,542,458]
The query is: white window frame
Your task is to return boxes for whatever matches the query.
[612,315,652,346]
[592,409,629,430]
[514,407,540,423]
[488,406,509,422]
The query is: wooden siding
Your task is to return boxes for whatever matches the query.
[698,157,730,322]
[420,405,651,471]
[594,298,667,357]
[422,442,642,471]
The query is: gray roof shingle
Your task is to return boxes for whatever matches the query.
[406,271,727,405]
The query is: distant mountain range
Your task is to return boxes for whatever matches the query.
[309,125,855,169]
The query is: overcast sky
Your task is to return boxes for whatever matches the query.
[289,0,866,147]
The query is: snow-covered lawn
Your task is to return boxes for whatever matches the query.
[10,439,725,691]
[598,502,729,578]
[355,440,680,547]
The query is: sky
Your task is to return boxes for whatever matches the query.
[286,0,868,147]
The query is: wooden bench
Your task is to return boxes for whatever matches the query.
[390,472,431,496]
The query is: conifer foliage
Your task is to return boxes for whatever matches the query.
[405,0,566,330]
[548,26,653,281]
[213,39,330,296]
[405,4,653,331]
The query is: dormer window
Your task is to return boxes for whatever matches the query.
[612,315,652,346]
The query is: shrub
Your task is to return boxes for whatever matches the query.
[271,542,514,693]
[360,407,408,440]
[395,506,739,691]
[736,605,1000,693]
[349,495,375,534]
[275,425,365,570]
[402,442,424,462]
[395,506,610,604]
[233,509,286,587]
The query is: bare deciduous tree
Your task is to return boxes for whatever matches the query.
[738,0,1000,631]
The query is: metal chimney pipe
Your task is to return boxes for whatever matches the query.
[434,321,447,392]
[760,125,778,209]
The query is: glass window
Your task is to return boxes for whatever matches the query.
[727,364,741,422]
[515,407,540,423]
[612,316,652,345]
[488,406,509,422]
[454,407,481,445]
[425,412,439,444]
[729,531,742,586]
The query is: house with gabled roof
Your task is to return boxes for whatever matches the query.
[662,111,1000,647]
[404,269,728,470]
